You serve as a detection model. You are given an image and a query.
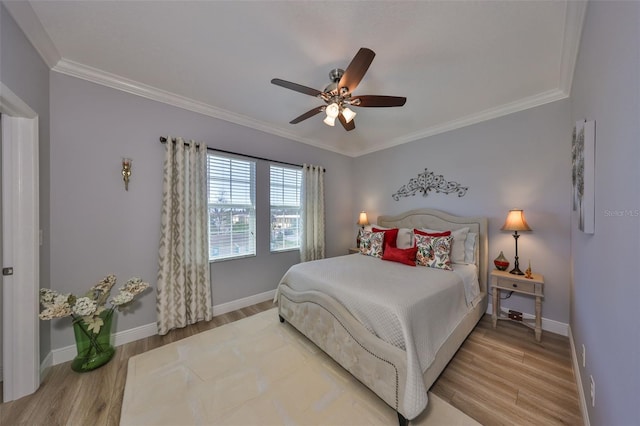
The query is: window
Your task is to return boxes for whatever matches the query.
[207,153,256,261]
[270,165,302,251]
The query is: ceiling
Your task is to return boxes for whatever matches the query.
[5,1,586,157]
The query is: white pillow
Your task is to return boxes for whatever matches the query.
[420,227,469,264]
[464,232,477,264]
[395,228,413,249]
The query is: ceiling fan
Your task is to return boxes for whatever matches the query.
[271,48,406,131]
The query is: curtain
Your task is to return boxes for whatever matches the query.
[156,137,212,335]
[300,164,325,262]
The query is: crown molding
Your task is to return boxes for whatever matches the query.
[355,88,569,156]
[2,1,61,69]
[51,57,572,159]
[558,0,588,96]
[51,59,347,156]
[0,82,37,118]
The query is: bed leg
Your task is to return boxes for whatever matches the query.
[397,412,408,426]
[279,315,285,323]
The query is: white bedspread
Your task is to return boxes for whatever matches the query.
[276,253,479,418]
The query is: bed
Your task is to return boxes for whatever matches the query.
[275,208,488,424]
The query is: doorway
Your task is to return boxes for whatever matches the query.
[1,82,40,402]
[0,113,3,401]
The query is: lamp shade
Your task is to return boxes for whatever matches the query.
[323,115,336,126]
[357,211,369,226]
[501,209,532,232]
[342,107,356,123]
[326,102,340,119]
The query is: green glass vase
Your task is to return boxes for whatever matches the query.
[71,310,115,372]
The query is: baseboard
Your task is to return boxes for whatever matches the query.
[569,325,591,426]
[212,289,276,316]
[486,303,569,336]
[40,351,53,378]
[45,289,277,367]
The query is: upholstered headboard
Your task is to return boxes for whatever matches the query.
[377,209,488,296]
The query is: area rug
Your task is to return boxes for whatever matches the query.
[121,308,479,425]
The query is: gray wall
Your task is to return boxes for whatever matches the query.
[0,3,51,362]
[49,72,353,349]
[570,2,640,424]
[353,99,572,325]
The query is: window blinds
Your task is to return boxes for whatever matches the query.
[270,165,302,251]
[207,154,256,261]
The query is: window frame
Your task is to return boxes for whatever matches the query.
[207,152,257,262]
[269,164,302,253]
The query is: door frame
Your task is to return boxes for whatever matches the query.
[1,81,40,402]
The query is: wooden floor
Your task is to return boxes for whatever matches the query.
[431,316,583,425]
[0,301,583,425]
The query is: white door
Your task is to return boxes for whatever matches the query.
[0,113,3,385]
[1,82,40,402]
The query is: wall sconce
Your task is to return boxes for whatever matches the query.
[356,211,369,248]
[122,158,132,191]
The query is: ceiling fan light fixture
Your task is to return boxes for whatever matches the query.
[342,107,356,123]
[326,102,340,119]
[323,115,336,126]
[271,48,406,131]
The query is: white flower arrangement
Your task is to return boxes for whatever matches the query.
[39,275,150,334]
[72,297,97,317]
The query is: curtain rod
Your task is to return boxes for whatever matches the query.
[159,137,324,171]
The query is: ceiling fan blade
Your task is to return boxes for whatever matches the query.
[338,113,355,131]
[271,78,323,97]
[338,48,375,94]
[351,95,407,107]
[289,106,324,124]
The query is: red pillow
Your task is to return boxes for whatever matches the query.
[373,227,399,248]
[382,244,418,266]
[414,228,451,238]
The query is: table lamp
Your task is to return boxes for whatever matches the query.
[501,209,531,275]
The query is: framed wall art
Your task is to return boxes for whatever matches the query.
[572,119,595,234]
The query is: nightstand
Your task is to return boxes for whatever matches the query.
[348,247,360,254]
[490,269,544,341]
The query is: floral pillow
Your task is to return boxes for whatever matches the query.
[372,227,399,248]
[359,230,385,258]
[414,234,453,271]
[417,227,469,264]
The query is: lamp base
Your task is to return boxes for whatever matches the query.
[510,255,524,275]
[356,227,363,248]
[509,267,525,275]
[510,235,524,275]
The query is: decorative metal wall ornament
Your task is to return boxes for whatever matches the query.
[392,168,468,201]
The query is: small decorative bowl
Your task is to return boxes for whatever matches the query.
[494,260,510,271]
[494,251,510,271]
